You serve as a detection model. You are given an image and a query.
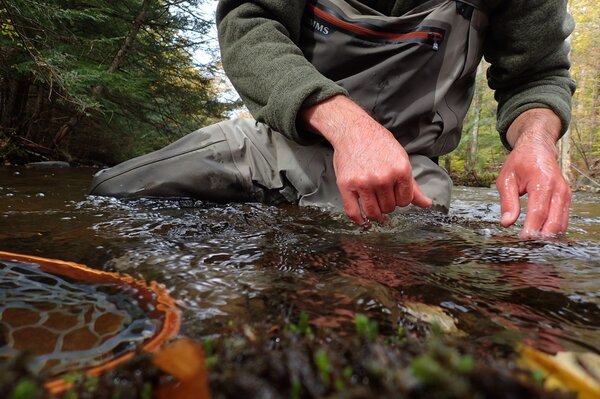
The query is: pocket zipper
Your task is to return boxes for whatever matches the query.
[307,2,444,50]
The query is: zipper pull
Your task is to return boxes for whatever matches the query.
[428,32,440,51]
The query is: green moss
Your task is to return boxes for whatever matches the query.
[1,314,562,399]
[9,379,38,399]
[354,314,378,342]
[314,349,331,387]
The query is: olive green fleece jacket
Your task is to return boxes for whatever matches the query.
[216,0,576,149]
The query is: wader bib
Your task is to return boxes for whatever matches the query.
[90,0,489,212]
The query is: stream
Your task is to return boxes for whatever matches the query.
[1,166,599,358]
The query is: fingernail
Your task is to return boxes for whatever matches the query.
[502,212,511,221]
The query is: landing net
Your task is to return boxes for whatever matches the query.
[0,251,180,393]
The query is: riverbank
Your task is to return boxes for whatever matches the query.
[449,159,600,193]
[0,315,580,399]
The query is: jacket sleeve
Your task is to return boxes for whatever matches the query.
[216,0,348,144]
[484,0,576,150]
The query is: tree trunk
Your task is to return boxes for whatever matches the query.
[559,4,573,183]
[16,79,31,134]
[25,85,45,139]
[3,79,19,127]
[110,0,150,73]
[4,77,30,129]
[559,132,572,182]
[53,115,80,150]
[0,76,8,128]
[58,0,151,153]
[444,155,451,174]
[93,0,150,97]
[469,62,484,172]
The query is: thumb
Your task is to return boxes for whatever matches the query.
[497,172,520,227]
[411,180,433,208]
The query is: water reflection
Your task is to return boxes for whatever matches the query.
[0,166,599,359]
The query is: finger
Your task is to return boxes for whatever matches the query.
[521,184,552,238]
[560,189,572,232]
[496,172,521,228]
[410,180,432,208]
[340,188,363,225]
[375,186,397,214]
[394,177,413,207]
[541,185,571,236]
[358,189,383,222]
[539,193,566,236]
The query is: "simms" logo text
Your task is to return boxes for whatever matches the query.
[307,17,330,35]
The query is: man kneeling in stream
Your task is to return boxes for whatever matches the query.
[90,0,575,239]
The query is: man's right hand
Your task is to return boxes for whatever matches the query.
[301,95,432,224]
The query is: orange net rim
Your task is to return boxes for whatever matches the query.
[0,251,182,395]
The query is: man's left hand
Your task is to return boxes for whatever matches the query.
[496,108,572,238]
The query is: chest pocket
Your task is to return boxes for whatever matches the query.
[299,0,489,157]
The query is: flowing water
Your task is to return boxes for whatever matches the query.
[1,166,599,360]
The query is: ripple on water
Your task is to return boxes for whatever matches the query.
[85,194,599,349]
[1,171,599,357]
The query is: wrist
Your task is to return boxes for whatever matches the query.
[507,108,561,150]
[300,95,387,148]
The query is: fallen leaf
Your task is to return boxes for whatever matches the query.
[154,339,211,399]
[519,345,600,399]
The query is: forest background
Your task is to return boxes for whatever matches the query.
[0,0,598,189]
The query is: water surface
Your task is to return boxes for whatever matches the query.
[1,166,599,357]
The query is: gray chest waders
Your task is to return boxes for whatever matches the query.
[90,0,488,212]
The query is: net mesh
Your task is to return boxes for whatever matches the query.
[0,259,158,376]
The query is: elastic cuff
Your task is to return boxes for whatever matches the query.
[264,67,348,145]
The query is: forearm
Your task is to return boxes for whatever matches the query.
[217,0,346,143]
[485,0,575,149]
[300,95,389,149]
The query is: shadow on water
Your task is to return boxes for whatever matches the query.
[1,166,599,358]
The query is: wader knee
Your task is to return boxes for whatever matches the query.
[409,155,452,213]
[90,122,264,202]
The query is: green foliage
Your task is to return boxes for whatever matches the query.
[410,333,476,397]
[445,60,507,185]
[291,378,302,399]
[569,0,600,172]
[314,349,332,387]
[354,314,378,342]
[531,368,546,385]
[287,311,313,337]
[8,379,37,399]
[455,354,475,373]
[0,0,232,164]
[0,7,19,42]
[203,337,219,369]
[449,2,600,186]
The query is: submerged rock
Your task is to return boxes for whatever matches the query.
[25,161,71,169]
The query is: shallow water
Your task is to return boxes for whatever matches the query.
[1,166,599,358]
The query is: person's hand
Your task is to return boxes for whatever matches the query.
[301,96,432,224]
[497,109,571,238]
[330,115,432,224]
